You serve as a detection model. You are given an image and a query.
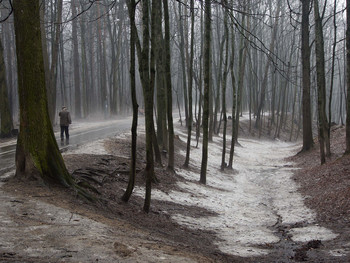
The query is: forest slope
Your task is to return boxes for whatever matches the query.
[0,120,349,262]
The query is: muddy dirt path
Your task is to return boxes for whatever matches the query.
[0,178,209,263]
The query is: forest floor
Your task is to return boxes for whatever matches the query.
[0,117,349,262]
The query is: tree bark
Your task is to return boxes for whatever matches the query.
[122,0,138,202]
[255,1,281,128]
[329,0,337,138]
[314,0,330,163]
[140,0,154,213]
[0,38,14,137]
[13,0,73,186]
[221,4,229,171]
[72,0,81,118]
[163,0,175,171]
[200,0,211,184]
[301,0,314,151]
[346,0,350,154]
[48,0,63,122]
[184,0,195,168]
[177,2,189,126]
[228,24,237,169]
[150,0,162,166]
[235,12,249,144]
[39,2,52,123]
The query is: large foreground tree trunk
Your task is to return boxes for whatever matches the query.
[13,0,73,185]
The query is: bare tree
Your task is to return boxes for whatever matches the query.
[184,0,195,168]
[13,0,89,200]
[346,0,350,154]
[314,0,330,163]
[0,38,14,137]
[300,0,314,151]
[200,0,211,184]
[221,1,229,171]
[255,0,281,129]
[72,0,81,118]
[163,0,175,171]
[122,0,138,202]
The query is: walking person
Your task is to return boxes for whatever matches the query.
[59,106,72,140]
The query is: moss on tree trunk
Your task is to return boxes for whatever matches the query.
[13,0,73,186]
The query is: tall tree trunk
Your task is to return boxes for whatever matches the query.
[208,72,214,141]
[329,0,337,137]
[106,1,123,115]
[213,35,225,134]
[184,0,195,168]
[228,24,237,169]
[345,0,350,153]
[155,3,168,151]
[2,16,15,121]
[0,38,14,137]
[338,58,344,125]
[301,0,314,151]
[255,1,281,128]
[163,0,175,171]
[196,4,204,149]
[177,2,189,126]
[13,0,73,186]
[39,2,52,122]
[150,0,163,166]
[200,0,211,184]
[156,51,168,151]
[97,5,107,116]
[48,0,63,122]
[314,0,330,163]
[80,8,88,118]
[221,4,229,171]
[290,65,299,141]
[72,0,81,118]
[235,12,249,144]
[140,0,154,213]
[122,0,138,202]
[59,36,68,107]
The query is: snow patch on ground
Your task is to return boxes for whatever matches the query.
[290,225,339,242]
[133,130,338,257]
[328,242,350,257]
[65,139,108,155]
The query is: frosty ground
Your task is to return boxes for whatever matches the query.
[0,119,349,262]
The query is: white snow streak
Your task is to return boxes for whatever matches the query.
[64,120,338,258]
[133,129,338,257]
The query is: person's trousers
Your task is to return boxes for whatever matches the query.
[60,125,69,139]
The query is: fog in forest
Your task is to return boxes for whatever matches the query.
[0,0,347,131]
[1,1,350,261]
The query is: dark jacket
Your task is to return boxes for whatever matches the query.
[59,110,72,126]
